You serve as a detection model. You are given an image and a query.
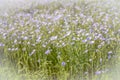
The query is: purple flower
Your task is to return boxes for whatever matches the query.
[0,43,5,47]
[82,39,87,43]
[108,55,111,59]
[89,41,94,44]
[50,36,58,41]
[45,49,51,55]
[86,37,92,40]
[98,45,102,49]
[23,36,28,40]
[61,62,66,66]
[95,70,102,75]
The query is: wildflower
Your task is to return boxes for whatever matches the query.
[62,31,71,38]
[14,39,17,44]
[35,29,40,33]
[36,36,41,42]
[61,61,66,66]
[23,36,28,40]
[50,36,58,41]
[45,49,51,55]
[85,33,89,36]
[27,42,30,45]
[66,31,71,36]
[79,13,85,18]
[89,59,92,62]
[98,45,102,49]
[8,48,11,51]
[108,55,111,59]
[86,37,92,40]
[54,14,62,21]
[89,41,94,44]
[62,42,65,46]
[11,48,15,51]
[82,39,87,43]
[95,70,102,75]
[0,43,5,47]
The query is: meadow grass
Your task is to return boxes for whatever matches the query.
[0,0,120,80]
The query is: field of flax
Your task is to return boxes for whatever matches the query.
[0,0,120,80]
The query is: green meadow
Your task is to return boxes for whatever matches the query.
[0,0,120,80]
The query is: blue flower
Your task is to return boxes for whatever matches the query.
[61,62,66,66]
